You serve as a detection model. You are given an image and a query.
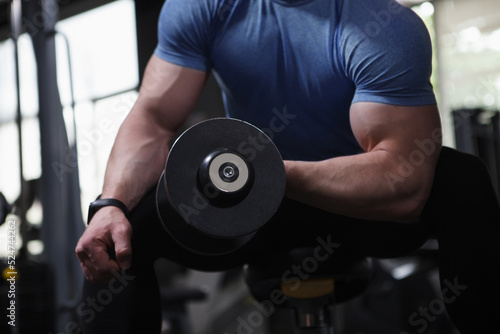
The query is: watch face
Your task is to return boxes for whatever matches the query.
[88,203,98,224]
[88,201,105,224]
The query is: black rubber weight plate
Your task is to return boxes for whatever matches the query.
[163,118,286,239]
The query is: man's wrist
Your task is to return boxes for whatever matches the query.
[87,197,129,225]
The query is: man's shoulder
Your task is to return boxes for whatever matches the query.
[340,0,426,33]
[337,0,436,106]
[160,0,230,15]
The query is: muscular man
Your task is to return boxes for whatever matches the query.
[75,0,500,332]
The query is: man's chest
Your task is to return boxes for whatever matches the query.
[210,1,346,98]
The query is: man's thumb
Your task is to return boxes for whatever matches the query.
[114,235,132,270]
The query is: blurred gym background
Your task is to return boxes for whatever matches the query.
[0,0,499,333]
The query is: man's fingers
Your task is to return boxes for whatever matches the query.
[75,247,96,280]
[75,208,132,281]
[112,223,133,270]
[76,238,120,283]
[91,241,120,272]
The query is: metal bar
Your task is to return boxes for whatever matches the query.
[453,109,477,155]
[493,112,500,201]
[25,0,85,331]
[11,0,28,260]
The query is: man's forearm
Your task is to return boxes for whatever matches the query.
[284,149,436,223]
[100,107,173,210]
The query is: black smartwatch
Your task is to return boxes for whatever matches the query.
[87,197,128,225]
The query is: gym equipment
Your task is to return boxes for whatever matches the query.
[453,109,500,202]
[0,192,11,226]
[156,118,286,255]
[244,249,373,333]
[154,118,375,333]
[161,287,208,333]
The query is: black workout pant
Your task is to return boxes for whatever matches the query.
[80,147,500,333]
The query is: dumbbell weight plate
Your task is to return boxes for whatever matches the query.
[156,118,286,255]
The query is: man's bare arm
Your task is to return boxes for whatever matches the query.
[101,56,208,208]
[284,102,442,223]
[76,56,208,282]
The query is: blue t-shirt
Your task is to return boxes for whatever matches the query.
[154,0,436,161]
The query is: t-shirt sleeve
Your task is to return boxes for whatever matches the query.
[337,0,436,106]
[154,0,214,72]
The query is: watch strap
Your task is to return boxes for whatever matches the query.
[87,197,128,225]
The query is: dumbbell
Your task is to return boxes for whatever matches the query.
[156,118,286,256]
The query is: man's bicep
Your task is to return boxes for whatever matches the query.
[350,102,442,158]
[135,55,209,133]
[350,102,442,216]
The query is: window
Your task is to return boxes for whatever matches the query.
[0,0,139,252]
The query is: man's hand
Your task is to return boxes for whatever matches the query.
[75,207,132,282]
